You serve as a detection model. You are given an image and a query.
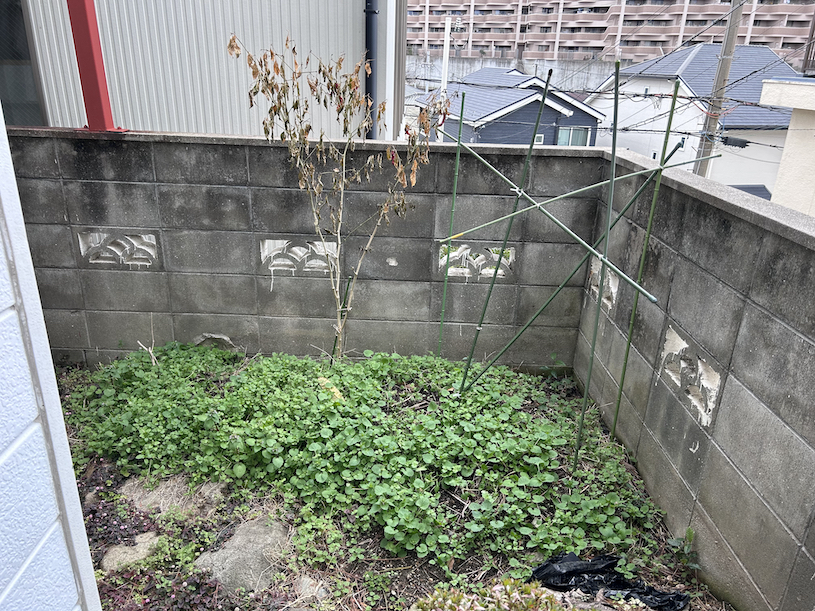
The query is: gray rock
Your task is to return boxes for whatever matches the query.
[101,531,160,572]
[294,574,331,602]
[194,517,289,592]
[119,475,227,517]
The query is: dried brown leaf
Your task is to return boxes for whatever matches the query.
[227,34,241,58]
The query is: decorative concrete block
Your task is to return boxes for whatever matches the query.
[154,142,247,185]
[0,426,60,593]
[8,135,59,178]
[643,378,711,493]
[431,282,517,326]
[732,305,815,447]
[714,375,815,539]
[56,138,154,182]
[158,184,250,230]
[81,270,170,312]
[16,178,66,224]
[257,235,337,280]
[434,194,523,241]
[251,187,317,234]
[170,274,256,315]
[433,242,518,283]
[750,232,815,338]
[173,314,258,354]
[34,269,83,310]
[86,311,172,351]
[517,285,582,328]
[162,230,255,274]
[349,236,433,281]
[75,229,161,270]
[689,506,772,611]
[0,313,39,455]
[65,181,159,227]
[25,225,75,268]
[348,280,431,322]
[697,446,800,608]
[516,242,587,286]
[43,310,88,348]
[667,258,745,368]
[257,276,335,319]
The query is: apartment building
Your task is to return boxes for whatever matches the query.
[406,0,815,67]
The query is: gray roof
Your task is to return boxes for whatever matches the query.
[461,67,534,88]
[417,82,539,123]
[618,44,797,129]
[419,67,603,124]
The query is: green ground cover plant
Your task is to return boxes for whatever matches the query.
[65,343,663,577]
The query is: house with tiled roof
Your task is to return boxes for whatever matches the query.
[585,44,799,198]
[417,67,604,146]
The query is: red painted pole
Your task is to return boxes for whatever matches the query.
[66,0,118,131]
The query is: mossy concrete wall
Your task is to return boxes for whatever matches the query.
[578,152,815,611]
[10,129,815,611]
[9,129,595,369]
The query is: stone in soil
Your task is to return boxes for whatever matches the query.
[119,475,227,517]
[294,574,331,602]
[101,531,160,572]
[194,516,288,592]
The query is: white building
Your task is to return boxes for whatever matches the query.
[761,76,815,215]
[1,0,407,140]
[586,43,797,196]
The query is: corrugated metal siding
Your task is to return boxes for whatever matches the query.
[24,0,86,128]
[94,0,366,137]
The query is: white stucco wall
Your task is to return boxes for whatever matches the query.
[589,77,701,169]
[707,129,786,195]
[0,108,100,609]
[761,78,815,216]
[589,76,782,194]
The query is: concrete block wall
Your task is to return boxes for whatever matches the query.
[1,119,100,607]
[576,151,815,611]
[13,128,815,611]
[9,129,598,369]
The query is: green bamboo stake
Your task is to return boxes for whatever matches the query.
[460,140,684,393]
[433,144,718,244]
[438,93,467,356]
[610,79,681,439]
[573,61,621,473]
[460,70,553,394]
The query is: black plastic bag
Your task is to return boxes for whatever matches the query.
[529,552,690,611]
